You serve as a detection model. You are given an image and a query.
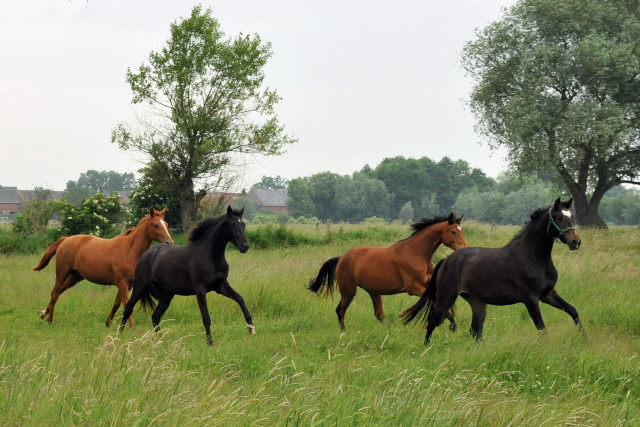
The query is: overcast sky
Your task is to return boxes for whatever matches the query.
[1,0,517,192]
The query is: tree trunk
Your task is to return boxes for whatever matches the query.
[571,193,607,228]
[180,194,198,234]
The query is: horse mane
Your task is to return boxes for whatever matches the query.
[409,214,454,237]
[510,206,549,241]
[189,214,225,242]
[123,214,151,236]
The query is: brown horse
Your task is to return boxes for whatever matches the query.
[308,213,467,330]
[33,207,173,326]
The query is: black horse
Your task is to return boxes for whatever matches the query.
[401,198,584,343]
[119,206,254,345]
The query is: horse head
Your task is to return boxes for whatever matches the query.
[548,198,581,250]
[225,206,249,253]
[147,207,174,245]
[441,212,468,250]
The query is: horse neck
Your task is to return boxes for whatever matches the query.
[206,222,230,257]
[404,225,444,259]
[513,215,555,259]
[123,218,154,257]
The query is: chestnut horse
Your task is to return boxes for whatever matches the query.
[308,213,467,330]
[33,207,173,326]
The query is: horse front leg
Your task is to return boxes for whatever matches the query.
[107,281,134,328]
[523,298,546,331]
[541,289,586,338]
[195,291,214,345]
[216,281,256,335]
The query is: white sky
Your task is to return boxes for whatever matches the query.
[0,0,516,192]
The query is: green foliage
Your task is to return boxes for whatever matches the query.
[246,224,322,248]
[112,5,296,229]
[59,192,128,236]
[128,173,181,229]
[64,170,135,205]
[253,175,288,190]
[11,188,61,236]
[461,0,640,226]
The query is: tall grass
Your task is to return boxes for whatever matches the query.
[0,223,638,425]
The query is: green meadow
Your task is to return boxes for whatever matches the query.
[0,222,638,425]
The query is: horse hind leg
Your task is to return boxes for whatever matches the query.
[40,271,82,323]
[461,294,487,341]
[106,282,135,328]
[367,292,387,325]
[335,288,356,331]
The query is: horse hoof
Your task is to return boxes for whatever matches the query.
[39,310,46,320]
[247,325,256,335]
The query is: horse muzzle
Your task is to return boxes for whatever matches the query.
[238,243,249,253]
[562,231,581,251]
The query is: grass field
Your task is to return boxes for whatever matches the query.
[0,222,639,425]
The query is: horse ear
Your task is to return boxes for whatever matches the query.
[227,205,233,215]
[240,206,245,216]
[553,198,561,209]
[564,198,573,208]
[159,207,167,217]
[447,212,455,224]
[457,215,463,224]
[149,207,155,217]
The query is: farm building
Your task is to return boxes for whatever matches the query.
[248,188,289,215]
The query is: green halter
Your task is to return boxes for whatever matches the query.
[547,208,576,239]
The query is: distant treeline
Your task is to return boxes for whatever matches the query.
[250,156,639,226]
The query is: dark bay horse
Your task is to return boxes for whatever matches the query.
[402,198,584,343]
[33,208,173,326]
[308,213,467,330]
[119,206,254,346]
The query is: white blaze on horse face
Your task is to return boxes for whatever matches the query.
[160,220,170,237]
[562,209,572,219]
[457,226,462,231]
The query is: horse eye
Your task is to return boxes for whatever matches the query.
[451,231,456,235]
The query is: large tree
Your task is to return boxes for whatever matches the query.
[112,6,295,231]
[461,0,640,227]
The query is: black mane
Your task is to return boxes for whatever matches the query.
[189,214,224,242]
[409,214,455,238]
[510,206,549,241]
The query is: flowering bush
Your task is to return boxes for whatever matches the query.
[60,192,128,236]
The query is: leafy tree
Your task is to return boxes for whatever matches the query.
[128,172,181,229]
[419,193,441,218]
[59,192,128,236]
[398,201,414,223]
[600,187,640,224]
[501,181,558,225]
[11,187,61,235]
[253,175,288,190]
[454,187,505,223]
[64,170,135,205]
[461,0,640,226]
[112,5,296,231]
[334,173,391,222]
[308,172,340,221]
[286,178,315,218]
[230,195,263,221]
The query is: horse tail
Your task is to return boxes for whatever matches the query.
[137,283,158,313]
[401,259,443,325]
[307,257,340,296]
[32,237,67,271]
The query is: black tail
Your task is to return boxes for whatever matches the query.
[138,283,159,313]
[307,257,340,296]
[401,259,443,325]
